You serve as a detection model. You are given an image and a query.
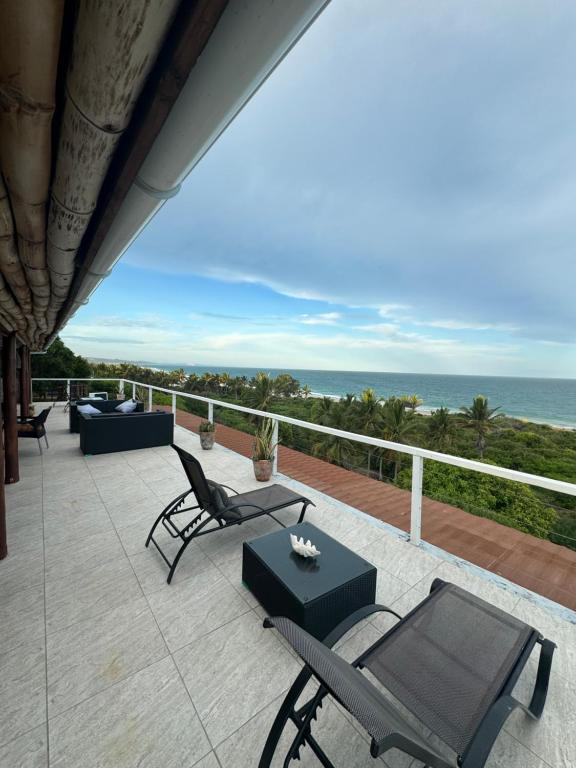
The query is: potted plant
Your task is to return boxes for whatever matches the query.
[198,419,216,449]
[252,418,277,481]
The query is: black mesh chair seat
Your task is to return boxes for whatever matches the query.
[146,444,314,583]
[363,583,533,755]
[268,615,437,754]
[224,485,309,519]
[260,580,556,768]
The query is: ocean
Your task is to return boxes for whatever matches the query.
[147,363,576,429]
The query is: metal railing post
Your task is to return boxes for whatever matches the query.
[119,379,125,398]
[410,455,424,545]
[172,393,177,425]
[208,402,214,423]
[66,379,70,401]
[148,386,153,412]
[272,419,279,475]
[132,382,136,400]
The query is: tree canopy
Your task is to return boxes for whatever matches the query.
[31,337,91,379]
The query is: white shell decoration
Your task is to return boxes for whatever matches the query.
[290,533,321,558]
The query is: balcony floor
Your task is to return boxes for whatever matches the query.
[1,406,575,768]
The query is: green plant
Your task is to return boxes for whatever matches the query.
[381,397,417,480]
[252,418,277,461]
[198,420,215,433]
[459,395,501,458]
[549,511,576,550]
[397,460,557,539]
[428,407,456,452]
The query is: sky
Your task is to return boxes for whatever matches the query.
[62,0,576,378]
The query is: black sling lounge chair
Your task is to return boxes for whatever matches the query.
[146,444,314,584]
[259,578,555,768]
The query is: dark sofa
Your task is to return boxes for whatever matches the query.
[79,411,173,455]
[69,399,144,433]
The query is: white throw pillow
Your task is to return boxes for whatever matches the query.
[77,403,101,415]
[115,399,137,413]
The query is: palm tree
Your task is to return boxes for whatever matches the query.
[357,388,382,475]
[300,384,312,399]
[249,371,276,412]
[399,394,423,413]
[381,397,417,480]
[311,404,355,467]
[312,396,334,425]
[427,407,455,452]
[459,395,501,458]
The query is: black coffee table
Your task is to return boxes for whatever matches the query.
[242,522,377,639]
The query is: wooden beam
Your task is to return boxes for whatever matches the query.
[20,345,31,419]
[3,332,19,483]
[54,0,229,336]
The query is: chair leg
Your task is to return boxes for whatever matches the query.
[259,666,315,768]
[528,638,555,718]
[145,491,189,548]
[166,536,196,584]
[298,502,311,524]
[37,438,42,455]
[44,434,49,448]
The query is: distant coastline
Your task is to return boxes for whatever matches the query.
[89,358,576,429]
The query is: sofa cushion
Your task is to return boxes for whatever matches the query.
[116,399,138,413]
[77,403,101,415]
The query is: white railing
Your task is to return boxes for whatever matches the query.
[32,377,576,546]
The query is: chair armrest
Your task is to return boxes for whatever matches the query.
[219,483,240,495]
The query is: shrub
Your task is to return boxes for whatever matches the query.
[397,460,557,539]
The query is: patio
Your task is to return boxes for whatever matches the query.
[1,405,575,768]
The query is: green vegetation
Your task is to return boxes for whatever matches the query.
[459,394,501,458]
[31,337,91,379]
[32,344,576,551]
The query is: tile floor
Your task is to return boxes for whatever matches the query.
[0,406,574,767]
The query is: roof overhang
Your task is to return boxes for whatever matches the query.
[0,0,330,350]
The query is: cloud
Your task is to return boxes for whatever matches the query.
[64,335,146,345]
[298,312,342,326]
[122,0,576,345]
[412,319,520,332]
[378,305,411,318]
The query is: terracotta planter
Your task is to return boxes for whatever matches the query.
[253,459,273,482]
[199,432,215,450]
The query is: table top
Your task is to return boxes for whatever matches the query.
[244,522,376,603]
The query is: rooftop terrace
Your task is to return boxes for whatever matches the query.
[1,405,575,768]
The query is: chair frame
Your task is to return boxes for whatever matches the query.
[259,579,555,768]
[146,444,314,584]
[18,408,51,454]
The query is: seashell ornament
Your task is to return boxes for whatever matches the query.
[290,533,321,558]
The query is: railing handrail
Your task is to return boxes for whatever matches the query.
[31,377,122,381]
[31,375,576,498]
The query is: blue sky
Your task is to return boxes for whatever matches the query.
[63,0,576,377]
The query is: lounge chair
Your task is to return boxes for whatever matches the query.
[145,444,314,584]
[259,578,555,768]
[17,407,51,454]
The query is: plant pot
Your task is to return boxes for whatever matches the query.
[253,459,273,482]
[199,432,215,450]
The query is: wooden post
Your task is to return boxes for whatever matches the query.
[0,415,6,558]
[3,333,19,483]
[20,346,31,419]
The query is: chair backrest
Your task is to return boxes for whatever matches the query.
[171,444,216,515]
[34,408,51,426]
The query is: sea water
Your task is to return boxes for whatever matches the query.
[146,364,576,429]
